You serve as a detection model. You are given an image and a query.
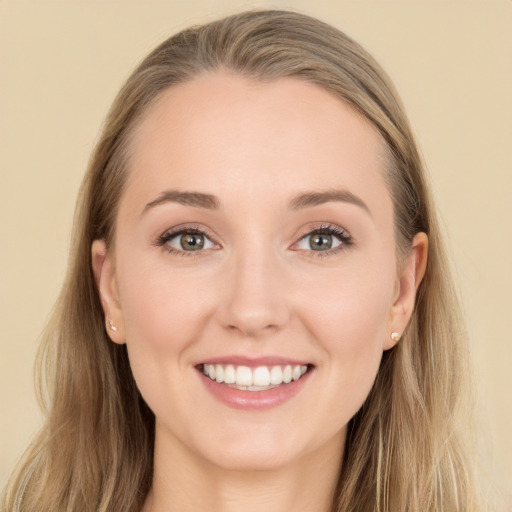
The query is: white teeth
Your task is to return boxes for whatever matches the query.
[202,363,309,390]
[292,365,302,381]
[253,366,270,386]
[247,385,274,391]
[270,365,283,385]
[224,364,236,384]
[236,366,253,386]
[283,365,292,383]
[215,364,224,383]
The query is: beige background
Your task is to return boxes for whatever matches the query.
[1,0,510,509]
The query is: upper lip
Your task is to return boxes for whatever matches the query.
[196,355,312,368]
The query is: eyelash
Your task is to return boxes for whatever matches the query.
[294,224,353,258]
[155,225,218,257]
[154,223,353,257]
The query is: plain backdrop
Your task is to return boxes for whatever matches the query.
[1,1,511,509]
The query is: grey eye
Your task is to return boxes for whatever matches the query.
[309,233,333,250]
[297,232,343,251]
[167,232,214,251]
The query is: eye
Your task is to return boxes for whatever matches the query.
[294,225,352,253]
[157,228,216,253]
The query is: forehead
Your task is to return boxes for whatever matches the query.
[123,71,391,219]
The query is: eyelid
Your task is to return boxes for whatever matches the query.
[155,224,221,254]
[290,223,353,253]
[167,231,215,251]
[154,222,352,256]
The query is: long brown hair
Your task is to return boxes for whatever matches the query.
[2,10,480,511]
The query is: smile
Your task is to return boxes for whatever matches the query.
[202,364,309,391]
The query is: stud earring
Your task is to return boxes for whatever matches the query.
[106,319,118,332]
[391,332,401,342]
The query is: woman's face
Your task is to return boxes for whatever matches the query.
[94,72,424,471]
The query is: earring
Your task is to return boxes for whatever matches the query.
[106,319,118,332]
[391,332,401,342]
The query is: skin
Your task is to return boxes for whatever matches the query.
[92,72,427,512]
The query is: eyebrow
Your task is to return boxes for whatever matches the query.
[289,189,371,215]
[141,187,370,216]
[142,190,220,216]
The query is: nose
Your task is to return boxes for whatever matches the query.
[217,247,290,338]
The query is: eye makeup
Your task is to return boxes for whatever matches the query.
[291,223,353,258]
[154,221,353,259]
[154,224,220,257]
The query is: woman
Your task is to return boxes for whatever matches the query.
[1,10,481,512]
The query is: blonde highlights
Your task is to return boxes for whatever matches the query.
[2,10,480,512]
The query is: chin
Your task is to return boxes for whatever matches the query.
[201,443,300,472]
[190,423,324,473]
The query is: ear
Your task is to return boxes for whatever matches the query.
[91,239,125,344]
[385,232,428,350]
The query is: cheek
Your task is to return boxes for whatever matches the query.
[114,257,214,404]
[118,257,209,349]
[300,256,395,345]
[115,261,212,423]
[297,259,395,416]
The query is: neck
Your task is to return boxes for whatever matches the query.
[144,427,344,512]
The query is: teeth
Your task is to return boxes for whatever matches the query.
[224,364,236,384]
[283,365,292,383]
[202,363,309,390]
[236,366,253,386]
[253,366,270,386]
[270,365,283,385]
[292,365,302,381]
[215,364,224,383]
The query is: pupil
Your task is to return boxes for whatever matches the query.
[181,233,204,251]
[310,233,332,250]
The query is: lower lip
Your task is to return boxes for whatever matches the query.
[198,369,312,411]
